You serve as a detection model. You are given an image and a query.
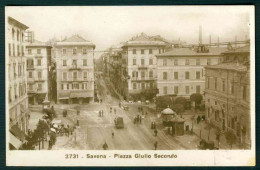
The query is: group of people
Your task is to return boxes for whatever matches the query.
[134,115,142,124]
[196,115,205,124]
[99,110,104,117]
[110,107,117,114]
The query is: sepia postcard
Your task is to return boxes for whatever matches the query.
[5,6,255,166]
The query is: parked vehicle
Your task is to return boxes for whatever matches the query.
[115,117,124,129]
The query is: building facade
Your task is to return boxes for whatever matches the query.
[7,17,30,148]
[26,40,52,104]
[121,33,168,101]
[55,35,95,104]
[156,46,226,98]
[205,45,250,148]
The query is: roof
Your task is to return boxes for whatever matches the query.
[27,39,52,48]
[157,47,227,57]
[205,62,248,72]
[222,45,250,54]
[55,35,95,47]
[8,16,29,30]
[122,32,167,47]
[161,108,176,115]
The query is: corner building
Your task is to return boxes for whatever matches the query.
[7,17,29,149]
[55,35,95,104]
[121,33,168,101]
[205,45,251,148]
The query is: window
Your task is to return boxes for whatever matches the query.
[29,71,33,78]
[133,83,136,89]
[207,58,211,65]
[243,86,247,100]
[28,49,32,55]
[196,58,200,65]
[29,84,33,91]
[149,71,153,78]
[215,110,220,121]
[149,49,153,54]
[83,72,88,80]
[214,77,217,90]
[159,49,161,54]
[141,49,144,54]
[185,59,190,65]
[37,49,41,54]
[231,82,234,95]
[196,71,200,79]
[73,84,79,90]
[174,86,179,94]
[17,30,20,41]
[206,77,210,89]
[73,48,77,55]
[174,59,178,66]
[37,59,41,66]
[150,82,154,88]
[218,58,222,64]
[83,59,87,66]
[222,79,226,92]
[84,83,87,90]
[185,86,190,94]
[63,72,67,81]
[185,72,189,79]
[21,46,24,56]
[12,28,15,40]
[163,58,167,66]
[38,83,42,91]
[133,49,136,54]
[149,58,153,65]
[141,59,145,66]
[38,71,42,80]
[174,72,178,79]
[63,60,67,66]
[72,60,77,68]
[163,72,167,80]
[83,48,87,55]
[132,71,135,78]
[67,84,69,90]
[17,45,20,56]
[141,71,145,79]
[196,85,201,93]
[9,44,11,56]
[62,49,66,55]
[133,59,136,65]
[73,72,77,80]
[141,83,145,89]
[163,86,167,95]
[13,44,15,56]
[61,84,64,90]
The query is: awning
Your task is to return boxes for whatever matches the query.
[70,91,93,98]
[58,97,69,100]
[10,124,26,142]
[9,132,22,149]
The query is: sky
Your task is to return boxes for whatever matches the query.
[6,6,252,58]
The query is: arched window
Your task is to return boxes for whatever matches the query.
[17,30,20,41]
[12,28,15,40]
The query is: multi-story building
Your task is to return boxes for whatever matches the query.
[26,40,52,104]
[121,33,168,101]
[7,17,29,149]
[156,46,227,98]
[205,45,250,148]
[55,35,95,104]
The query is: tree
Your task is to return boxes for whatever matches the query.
[225,130,237,149]
[156,96,173,111]
[190,93,203,110]
[171,104,185,117]
[175,97,186,106]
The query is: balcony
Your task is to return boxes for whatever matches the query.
[138,65,148,69]
[35,78,45,82]
[131,77,156,82]
[69,65,81,70]
[27,65,35,70]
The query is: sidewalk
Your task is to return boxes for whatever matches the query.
[183,115,241,150]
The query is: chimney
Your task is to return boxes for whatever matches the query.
[199,25,202,45]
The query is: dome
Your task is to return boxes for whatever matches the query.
[161,108,176,115]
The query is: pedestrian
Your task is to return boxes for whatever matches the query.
[136,115,139,124]
[99,111,101,117]
[154,122,156,129]
[103,142,108,150]
[112,132,114,138]
[134,117,137,124]
[154,129,158,136]
[197,115,201,124]
[139,116,142,124]
[154,141,158,150]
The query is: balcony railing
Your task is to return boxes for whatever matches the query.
[138,65,148,69]
[131,77,156,81]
